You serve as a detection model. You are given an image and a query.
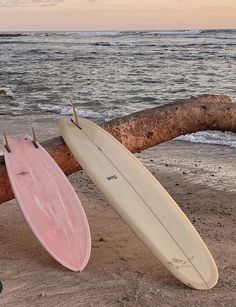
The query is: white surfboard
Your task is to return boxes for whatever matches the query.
[60,113,218,290]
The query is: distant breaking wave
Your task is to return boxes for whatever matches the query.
[32,30,203,38]
[53,31,121,37]
[152,29,202,35]
[37,103,123,120]
[177,131,236,149]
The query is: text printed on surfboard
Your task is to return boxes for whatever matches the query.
[107,175,118,181]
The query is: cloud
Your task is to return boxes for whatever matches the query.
[0,0,65,7]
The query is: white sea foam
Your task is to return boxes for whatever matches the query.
[37,103,120,120]
[177,131,236,148]
[60,108,122,121]
[186,29,202,35]
[79,31,121,37]
[55,31,121,37]
[153,29,202,35]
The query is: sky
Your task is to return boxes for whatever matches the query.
[0,0,235,31]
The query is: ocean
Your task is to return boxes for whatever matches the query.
[0,29,236,147]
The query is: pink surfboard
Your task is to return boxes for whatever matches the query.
[4,136,91,271]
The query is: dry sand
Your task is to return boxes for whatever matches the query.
[0,115,235,306]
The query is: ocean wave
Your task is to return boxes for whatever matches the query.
[91,42,111,46]
[152,29,202,36]
[202,29,236,34]
[201,29,236,39]
[0,33,27,38]
[186,29,202,35]
[81,31,121,37]
[90,42,157,47]
[177,131,236,148]
[0,41,36,45]
[119,31,148,36]
[52,30,203,38]
[37,104,119,119]
[53,31,121,37]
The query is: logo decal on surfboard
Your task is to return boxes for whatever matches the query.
[107,175,118,181]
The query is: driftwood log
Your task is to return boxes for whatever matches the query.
[0,94,235,205]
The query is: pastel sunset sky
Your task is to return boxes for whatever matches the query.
[0,0,235,31]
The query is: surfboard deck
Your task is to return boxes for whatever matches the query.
[60,116,218,290]
[4,136,91,271]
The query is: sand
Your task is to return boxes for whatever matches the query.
[0,115,235,306]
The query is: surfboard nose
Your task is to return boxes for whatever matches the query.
[198,260,218,290]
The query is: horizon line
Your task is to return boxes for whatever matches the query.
[0,27,235,33]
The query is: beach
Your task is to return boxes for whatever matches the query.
[0,115,235,306]
[0,28,235,306]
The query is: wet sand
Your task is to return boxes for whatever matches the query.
[0,115,235,306]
